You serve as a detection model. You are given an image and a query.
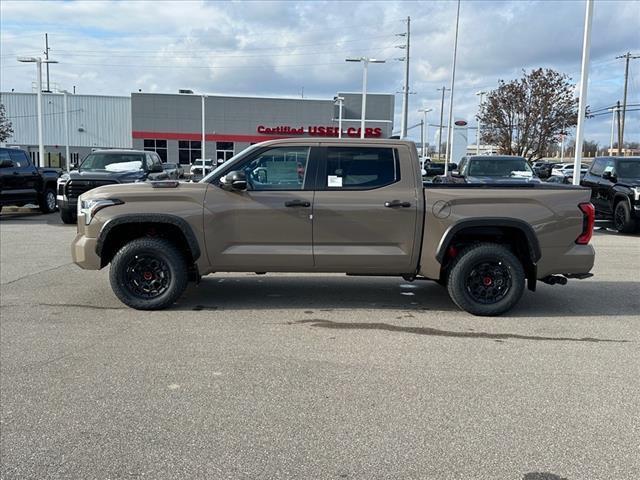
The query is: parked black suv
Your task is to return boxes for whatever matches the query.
[57,149,169,223]
[0,147,60,214]
[581,156,640,233]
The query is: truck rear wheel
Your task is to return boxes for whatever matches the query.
[446,243,525,316]
[39,187,57,213]
[109,237,188,310]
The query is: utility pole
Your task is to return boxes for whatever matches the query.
[398,17,410,138]
[616,52,639,151]
[44,33,51,92]
[616,100,622,155]
[436,86,450,161]
[475,91,486,154]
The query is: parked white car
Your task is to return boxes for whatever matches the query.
[190,159,213,179]
[551,163,589,177]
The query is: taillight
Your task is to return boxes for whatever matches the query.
[576,202,595,245]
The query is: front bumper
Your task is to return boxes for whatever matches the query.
[71,233,101,269]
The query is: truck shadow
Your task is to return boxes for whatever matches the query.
[176,275,639,318]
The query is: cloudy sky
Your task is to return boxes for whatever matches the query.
[1,0,638,146]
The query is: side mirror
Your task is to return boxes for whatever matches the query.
[0,159,14,168]
[221,170,247,191]
[148,163,163,173]
[449,163,458,171]
[602,170,616,182]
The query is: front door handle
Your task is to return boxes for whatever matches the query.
[285,200,311,208]
[384,200,411,208]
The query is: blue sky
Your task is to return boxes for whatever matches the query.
[1,0,638,146]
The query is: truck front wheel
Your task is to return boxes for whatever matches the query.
[446,243,525,316]
[613,201,637,233]
[109,237,188,310]
[60,208,76,224]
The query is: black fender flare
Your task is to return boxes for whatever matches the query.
[435,218,541,264]
[95,213,201,261]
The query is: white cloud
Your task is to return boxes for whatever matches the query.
[1,0,638,144]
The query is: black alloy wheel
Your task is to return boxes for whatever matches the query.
[446,243,525,316]
[124,254,172,299]
[613,201,636,233]
[109,237,188,310]
[464,260,512,305]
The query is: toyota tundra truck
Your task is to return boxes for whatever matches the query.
[71,139,595,316]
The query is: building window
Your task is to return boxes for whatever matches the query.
[144,139,168,162]
[216,141,234,165]
[178,140,201,165]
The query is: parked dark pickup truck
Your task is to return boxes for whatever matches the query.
[57,149,168,223]
[71,139,595,316]
[434,155,541,184]
[0,147,60,213]
[581,156,640,233]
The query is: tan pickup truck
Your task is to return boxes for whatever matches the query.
[71,139,595,316]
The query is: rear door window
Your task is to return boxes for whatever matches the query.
[323,147,398,190]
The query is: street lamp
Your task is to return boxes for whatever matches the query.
[475,91,486,155]
[333,96,345,138]
[17,56,58,167]
[418,108,433,157]
[346,57,386,138]
[201,94,207,162]
[60,89,71,171]
[444,0,461,175]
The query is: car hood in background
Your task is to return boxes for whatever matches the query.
[68,169,146,183]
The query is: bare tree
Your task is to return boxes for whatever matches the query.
[478,68,578,160]
[0,104,13,143]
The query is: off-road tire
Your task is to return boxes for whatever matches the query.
[39,187,57,213]
[109,237,188,310]
[447,243,525,316]
[60,208,76,224]
[613,201,637,234]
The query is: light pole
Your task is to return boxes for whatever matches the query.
[418,108,432,157]
[17,56,58,167]
[60,89,71,171]
[201,94,207,161]
[444,0,461,175]
[572,0,593,185]
[346,57,386,138]
[475,91,486,154]
[609,105,617,156]
[334,96,345,138]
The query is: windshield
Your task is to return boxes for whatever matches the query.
[80,153,144,172]
[467,158,533,177]
[617,160,640,177]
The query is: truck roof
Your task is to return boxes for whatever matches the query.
[253,138,417,148]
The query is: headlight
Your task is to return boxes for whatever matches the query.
[57,174,69,185]
[78,198,123,225]
[632,187,640,202]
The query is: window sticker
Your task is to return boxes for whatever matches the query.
[603,165,614,173]
[328,175,343,187]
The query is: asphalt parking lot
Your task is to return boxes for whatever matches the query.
[1,211,639,480]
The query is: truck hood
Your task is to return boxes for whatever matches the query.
[67,169,147,183]
[79,180,209,203]
[616,176,640,187]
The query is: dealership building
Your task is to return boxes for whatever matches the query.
[1,90,395,166]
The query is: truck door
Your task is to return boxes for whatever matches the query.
[203,145,316,271]
[4,149,39,204]
[312,145,420,274]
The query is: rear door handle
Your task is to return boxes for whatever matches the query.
[285,200,311,208]
[384,200,411,208]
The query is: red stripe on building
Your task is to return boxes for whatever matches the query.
[132,131,290,143]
